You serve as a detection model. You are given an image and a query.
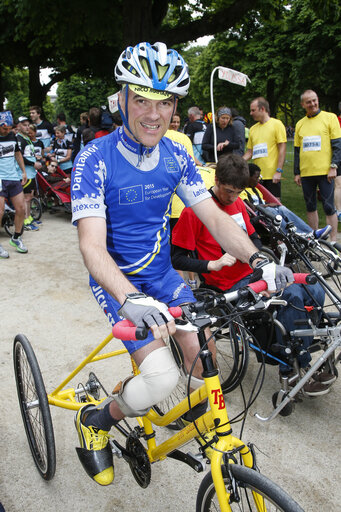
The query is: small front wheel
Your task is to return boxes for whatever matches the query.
[30,197,43,221]
[196,464,304,511]
[13,334,56,480]
[272,392,294,417]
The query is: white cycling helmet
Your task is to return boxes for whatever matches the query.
[115,42,190,98]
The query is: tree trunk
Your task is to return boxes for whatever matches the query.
[28,63,45,110]
[0,65,5,110]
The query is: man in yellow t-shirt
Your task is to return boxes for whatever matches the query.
[294,89,341,243]
[243,96,287,201]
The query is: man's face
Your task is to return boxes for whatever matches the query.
[19,121,30,135]
[250,101,264,122]
[120,87,176,147]
[215,180,244,206]
[249,170,261,188]
[301,91,319,116]
[0,125,12,136]
[30,109,39,123]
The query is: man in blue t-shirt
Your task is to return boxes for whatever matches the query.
[0,111,29,256]
[71,42,294,486]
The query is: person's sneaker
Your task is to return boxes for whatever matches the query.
[303,379,330,396]
[338,212,341,222]
[313,225,332,240]
[24,222,39,231]
[9,236,28,253]
[0,244,9,259]
[75,404,114,486]
[187,279,197,290]
[32,219,42,225]
[312,368,337,385]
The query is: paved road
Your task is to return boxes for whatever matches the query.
[0,213,340,511]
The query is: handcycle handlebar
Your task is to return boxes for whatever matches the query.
[112,274,316,341]
[255,203,282,226]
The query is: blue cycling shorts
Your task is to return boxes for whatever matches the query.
[90,266,195,354]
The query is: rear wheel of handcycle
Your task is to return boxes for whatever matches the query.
[3,210,15,237]
[196,464,304,512]
[13,334,56,480]
[30,197,43,221]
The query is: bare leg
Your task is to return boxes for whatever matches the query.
[334,176,341,215]
[326,212,338,242]
[306,210,318,231]
[0,196,5,226]
[10,192,26,233]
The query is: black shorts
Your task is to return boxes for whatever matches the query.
[0,179,23,198]
[23,178,36,194]
[260,179,281,198]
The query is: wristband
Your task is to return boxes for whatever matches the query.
[276,168,283,173]
[249,252,269,267]
[330,163,338,169]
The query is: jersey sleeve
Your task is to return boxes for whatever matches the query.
[239,199,255,236]
[71,143,107,225]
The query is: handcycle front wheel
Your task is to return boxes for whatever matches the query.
[196,464,304,511]
[30,197,43,221]
[13,334,56,480]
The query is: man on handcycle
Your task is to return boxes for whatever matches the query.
[71,42,293,486]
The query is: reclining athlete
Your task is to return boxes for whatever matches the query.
[71,41,294,486]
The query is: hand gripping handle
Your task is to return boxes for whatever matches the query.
[112,306,182,341]
[248,272,317,294]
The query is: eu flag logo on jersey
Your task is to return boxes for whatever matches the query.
[119,185,144,204]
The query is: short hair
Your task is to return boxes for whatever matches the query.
[54,124,66,134]
[252,97,270,114]
[29,105,41,115]
[188,106,201,117]
[215,106,232,124]
[89,107,101,126]
[300,89,317,102]
[82,128,95,146]
[28,124,37,132]
[57,112,66,122]
[215,154,249,189]
[248,163,261,177]
[80,112,89,123]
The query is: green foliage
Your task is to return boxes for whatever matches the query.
[56,75,117,125]
[3,67,30,119]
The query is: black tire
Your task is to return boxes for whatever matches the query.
[196,464,304,512]
[13,334,56,480]
[272,392,294,417]
[259,246,280,264]
[30,197,42,221]
[3,212,15,237]
[214,318,249,394]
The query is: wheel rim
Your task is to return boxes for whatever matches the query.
[15,343,49,473]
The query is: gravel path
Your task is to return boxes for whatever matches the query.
[0,212,340,512]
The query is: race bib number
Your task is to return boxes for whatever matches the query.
[302,136,321,152]
[231,212,247,232]
[252,143,268,159]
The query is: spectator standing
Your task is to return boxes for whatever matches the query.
[88,107,102,138]
[72,112,89,162]
[294,89,341,242]
[56,113,75,144]
[202,106,239,163]
[0,111,28,256]
[29,105,54,151]
[184,106,207,164]
[230,107,246,156]
[50,126,73,174]
[243,97,287,200]
[28,124,45,162]
[16,116,41,231]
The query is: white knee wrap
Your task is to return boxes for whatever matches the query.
[114,346,179,417]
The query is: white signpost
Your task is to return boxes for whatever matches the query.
[210,66,251,162]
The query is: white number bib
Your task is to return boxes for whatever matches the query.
[302,136,321,152]
[252,143,268,159]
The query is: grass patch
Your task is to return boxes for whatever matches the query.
[280,140,326,228]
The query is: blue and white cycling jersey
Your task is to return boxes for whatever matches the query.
[71,127,210,279]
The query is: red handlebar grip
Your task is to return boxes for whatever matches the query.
[112,307,183,341]
[168,306,182,318]
[248,273,315,294]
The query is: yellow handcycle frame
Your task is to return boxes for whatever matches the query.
[47,330,266,512]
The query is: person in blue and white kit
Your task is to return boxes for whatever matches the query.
[0,111,28,256]
[71,41,294,486]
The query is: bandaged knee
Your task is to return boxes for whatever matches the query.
[113,346,179,417]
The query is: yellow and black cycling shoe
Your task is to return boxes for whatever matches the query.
[75,404,114,486]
